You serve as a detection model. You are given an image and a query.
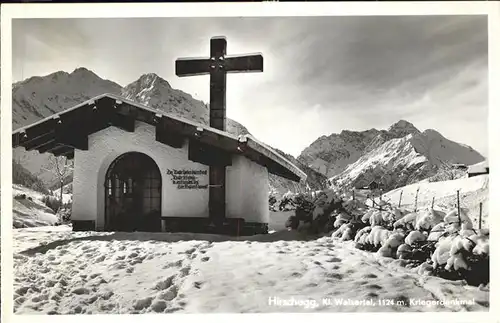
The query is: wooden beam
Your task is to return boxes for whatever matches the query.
[209,165,226,226]
[12,133,22,148]
[54,122,88,150]
[23,119,57,140]
[49,145,70,155]
[156,123,184,148]
[64,150,75,160]
[54,147,73,158]
[188,138,232,167]
[37,140,58,154]
[57,133,88,150]
[167,120,239,153]
[115,102,155,125]
[110,113,135,132]
[22,131,55,150]
[225,54,264,73]
[176,58,212,77]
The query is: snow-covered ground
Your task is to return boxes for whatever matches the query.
[381,175,489,228]
[269,210,294,232]
[12,185,58,228]
[13,226,489,314]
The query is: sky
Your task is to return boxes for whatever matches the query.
[12,16,488,158]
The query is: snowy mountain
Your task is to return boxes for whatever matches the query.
[268,147,328,195]
[11,68,319,193]
[298,120,422,178]
[12,68,122,128]
[326,122,485,191]
[121,73,249,136]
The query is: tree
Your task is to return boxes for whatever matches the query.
[43,156,74,207]
[429,159,466,182]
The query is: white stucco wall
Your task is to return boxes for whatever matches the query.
[72,121,270,229]
[72,122,210,230]
[226,155,270,224]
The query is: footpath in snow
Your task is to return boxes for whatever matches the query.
[13,226,489,314]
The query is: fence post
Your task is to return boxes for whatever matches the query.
[398,190,403,208]
[431,196,435,209]
[379,189,383,211]
[479,202,482,230]
[352,189,355,202]
[414,188,420,212]
[457,190,461,227]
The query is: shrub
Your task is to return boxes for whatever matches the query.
[14,193,27,200]
[42,195,62,213]
[269,195,278,211]
[58,206,72,224]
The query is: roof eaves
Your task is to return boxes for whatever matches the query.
[13,93,307,182]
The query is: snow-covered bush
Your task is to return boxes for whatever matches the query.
[354,226,393,252]
[431,230,489,286]
[269,194,278,211]
[57,205,72,224]
[329,187,489,286]
[278,195,296,211]
[405,230,426,245]
[393,211,418,229]
[416,261,434,276]
[396,244,412,259]
[443,209,473,227]
[415,209,445,231]
[471,230,489,256]
[378,231,405,258]
[354,226,372,249]
[367,226,391,247]
[333,211,351,228]
[331,223,355,241]
[427,223,446,241]
[284,189,348,234]
[42,195,62,213]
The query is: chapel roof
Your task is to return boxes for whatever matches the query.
[467,159,489,174]
[12,93,306,182]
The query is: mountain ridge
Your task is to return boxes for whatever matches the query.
[298,120,484,191]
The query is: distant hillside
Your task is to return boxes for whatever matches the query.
[12,160,49,195]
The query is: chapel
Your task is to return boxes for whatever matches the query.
[12,93,306,235]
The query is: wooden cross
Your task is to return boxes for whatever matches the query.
[175,36,263,131]
[175,36,263,230]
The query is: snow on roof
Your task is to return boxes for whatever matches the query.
[240,133,306,181]
[468,160,489,174]
[13,93,307,182]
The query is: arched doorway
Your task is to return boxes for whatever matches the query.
[104,152,162,232]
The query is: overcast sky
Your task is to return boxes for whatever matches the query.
[12,16,488,157]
